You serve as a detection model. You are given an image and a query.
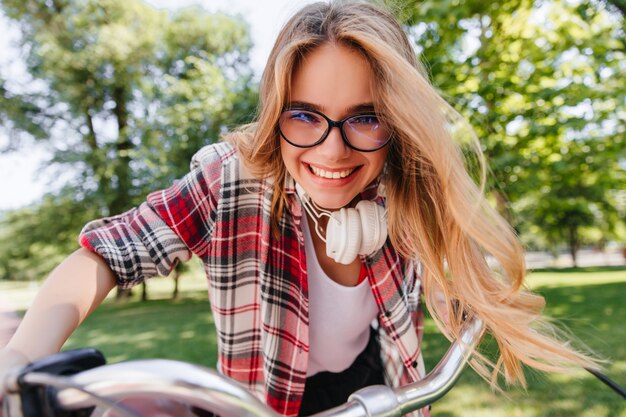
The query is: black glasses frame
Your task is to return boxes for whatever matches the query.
[278,108,391,152]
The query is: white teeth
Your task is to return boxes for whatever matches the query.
[310,165,354,179]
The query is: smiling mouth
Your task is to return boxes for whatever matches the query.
[308,164,359,179]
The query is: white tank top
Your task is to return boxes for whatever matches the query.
[301,213,379,376]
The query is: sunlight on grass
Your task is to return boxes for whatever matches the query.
[526,268,626,289]
[579,405,612,417]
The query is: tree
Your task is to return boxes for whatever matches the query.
[0,191,100,281]
[0,0,258,284]
[524,137,623,266]
[391,0,625,259]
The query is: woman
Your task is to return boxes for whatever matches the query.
[0,2,597,416]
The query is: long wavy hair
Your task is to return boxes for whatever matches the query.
[227,0,598,386]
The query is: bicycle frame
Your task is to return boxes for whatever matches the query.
[3,316,485,417]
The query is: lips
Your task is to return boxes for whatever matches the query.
[308,164,359,179]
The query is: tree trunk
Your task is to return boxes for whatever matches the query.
[567,225,579,268]
[172,269,181,300]
[141,282,148,302]
[83,107,111,204]
[111,83,133,299]
[116,287,132,300]
[110,83,132,216]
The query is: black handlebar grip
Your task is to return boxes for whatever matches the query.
[16,348,106,417]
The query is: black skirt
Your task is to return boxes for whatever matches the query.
[298,328,385,416]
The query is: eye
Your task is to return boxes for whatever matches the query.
[349,114,380,126]
[287,110,323,124]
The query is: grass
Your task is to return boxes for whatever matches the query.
[2,266,625,416]
[420,267,626,417]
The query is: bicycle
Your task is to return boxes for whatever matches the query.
[3,314,624,417]
[1,317,486,417]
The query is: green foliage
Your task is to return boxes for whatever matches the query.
[391,0,626,255]
[1,0,624,278]
[0,189,99,280]
[0,0,257,280]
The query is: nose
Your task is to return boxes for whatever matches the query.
[316,125,351,160]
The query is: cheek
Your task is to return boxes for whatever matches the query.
[280,141,301,174]
[280,141,291,167]
[368,149,389,175]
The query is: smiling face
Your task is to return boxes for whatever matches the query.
[280,43,389,210]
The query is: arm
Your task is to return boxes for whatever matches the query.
[0,248,116,397]
[0,144,225,407]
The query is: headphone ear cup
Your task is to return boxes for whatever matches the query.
[355,201,388,256]
[326,208,362,265]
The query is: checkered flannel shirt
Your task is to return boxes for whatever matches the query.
[79,142,428,417]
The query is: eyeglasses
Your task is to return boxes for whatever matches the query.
[278,108,391,152]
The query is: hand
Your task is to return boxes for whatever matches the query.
[0,347,30,414]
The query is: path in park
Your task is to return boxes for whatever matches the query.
[0,293,20,348]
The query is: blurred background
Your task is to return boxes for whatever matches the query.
[0,0,624,279]
[0,0,624,281]
[0,0,624,416]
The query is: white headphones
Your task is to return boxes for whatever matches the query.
[295,183,388,264]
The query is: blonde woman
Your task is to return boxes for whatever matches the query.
[0,1,597,416]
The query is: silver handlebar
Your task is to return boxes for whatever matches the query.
[313,316,485,417]
[6,316,485,417]
[24,361,279,417]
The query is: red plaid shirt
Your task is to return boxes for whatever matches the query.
[80,142,428,416]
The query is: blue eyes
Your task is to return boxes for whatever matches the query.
[350,115,379,126]
[287,111,380,126]
[289,111,323,124]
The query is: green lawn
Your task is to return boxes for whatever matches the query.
[420,267,626,417]
[2,266,625,416]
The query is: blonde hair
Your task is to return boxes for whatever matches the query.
[227,0,598,386]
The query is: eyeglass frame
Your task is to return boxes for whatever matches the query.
[278,107,392,153]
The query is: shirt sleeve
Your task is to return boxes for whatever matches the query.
[79,145,224,288]
[79,202,192,289]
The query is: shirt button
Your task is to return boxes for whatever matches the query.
[411,361,418,368]
[385,310,392,317]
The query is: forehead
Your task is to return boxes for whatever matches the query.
[290,43,374,116]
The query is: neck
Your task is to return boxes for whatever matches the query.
[300,197,331,243]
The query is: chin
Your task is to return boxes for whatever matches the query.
[309,194,354,211]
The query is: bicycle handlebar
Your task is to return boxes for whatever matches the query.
[42,360,277,417]
[3,316,485,417]
[311,316,484,417]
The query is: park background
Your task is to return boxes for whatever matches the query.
[0,0,624,416]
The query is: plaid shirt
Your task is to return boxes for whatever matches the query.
[79,142,428,417]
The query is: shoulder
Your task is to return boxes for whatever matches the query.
[190,141,237,170]
[190,141,257,182]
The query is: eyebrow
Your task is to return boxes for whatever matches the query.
[285,101,376,114]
